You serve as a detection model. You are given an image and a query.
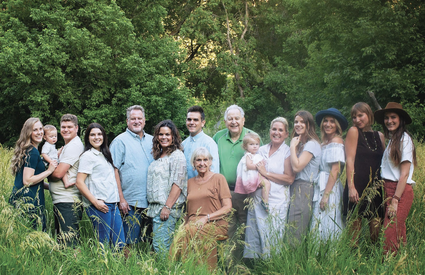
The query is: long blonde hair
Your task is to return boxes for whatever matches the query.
[10,118,41,175]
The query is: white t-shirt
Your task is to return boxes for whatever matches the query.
[78,148,119,207]
[49,136,84,204]
[381,132,415,185]
[41,142,58,162]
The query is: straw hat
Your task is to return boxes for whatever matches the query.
[374,102,412,125]
[315,108,348,131]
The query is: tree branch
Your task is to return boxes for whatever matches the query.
[240,1,248,41]
[367,90,381,110]
[223,1,244,98]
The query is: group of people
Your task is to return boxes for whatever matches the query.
[9,101,416,269]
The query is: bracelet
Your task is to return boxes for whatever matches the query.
[164,205,172,211]
[207,214,210,222]
[392,195,401,202]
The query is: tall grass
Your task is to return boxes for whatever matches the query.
[1,143,424,274]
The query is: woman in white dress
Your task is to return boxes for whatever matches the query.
[244,117,295,259]
[311,108,348,240]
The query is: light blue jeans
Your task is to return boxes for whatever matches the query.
[152,215,177,253]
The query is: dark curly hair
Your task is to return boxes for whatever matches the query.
[152,120,183,160]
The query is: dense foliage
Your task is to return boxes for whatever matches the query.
[1,0,424,146]
[0,0,188,146]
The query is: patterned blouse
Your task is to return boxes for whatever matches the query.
[146,149,187,218]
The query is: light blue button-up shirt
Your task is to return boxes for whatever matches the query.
[182,130,219,179]
[110,128,154,208]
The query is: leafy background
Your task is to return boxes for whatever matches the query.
[1,0,424,144]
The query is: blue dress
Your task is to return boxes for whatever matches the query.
[9,147,46,229]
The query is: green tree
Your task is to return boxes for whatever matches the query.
[0,0,189,146]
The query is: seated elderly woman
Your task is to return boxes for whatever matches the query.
[171,147,232,270]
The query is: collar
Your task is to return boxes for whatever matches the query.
[126,128,145,140]
[90,148,102,156]
[225,127,246,143]
[189,130,205,142]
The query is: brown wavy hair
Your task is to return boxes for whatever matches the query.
[10,118,41,175]
[152,120,183,160]
[291,110,320,151]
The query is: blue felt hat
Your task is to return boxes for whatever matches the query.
[315,108,348,131]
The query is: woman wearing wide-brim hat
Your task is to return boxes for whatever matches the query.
[375,102,417,254]
[310,108,348,240]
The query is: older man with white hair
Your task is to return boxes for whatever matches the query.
[213,104,262,261]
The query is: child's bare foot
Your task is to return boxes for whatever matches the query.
[64,182,76,188]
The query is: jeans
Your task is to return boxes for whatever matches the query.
[86,203,125,249]
[122,206,152,244]
[152,215,177,253]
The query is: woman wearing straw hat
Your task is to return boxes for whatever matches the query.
[375,102,416,254]
[310,108,348,240]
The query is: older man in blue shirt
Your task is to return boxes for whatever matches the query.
[182,106,219,179]
[110,105,154,244]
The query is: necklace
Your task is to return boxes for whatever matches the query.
[195,172,214,183]
[362,130,378,151]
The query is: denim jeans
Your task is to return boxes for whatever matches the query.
[152,215,177,253]
[86,203,125,249]
[121,206,152,244]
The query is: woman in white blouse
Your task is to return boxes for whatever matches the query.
[374,102,417,254]
[76,123,125,249]
[244,117,295,258]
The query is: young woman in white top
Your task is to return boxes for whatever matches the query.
[76,123,125,249]
[375,102,416,254]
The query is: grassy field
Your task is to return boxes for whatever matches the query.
[1,142,424,274]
